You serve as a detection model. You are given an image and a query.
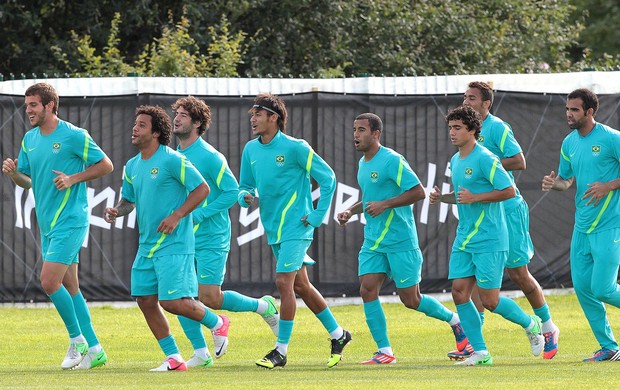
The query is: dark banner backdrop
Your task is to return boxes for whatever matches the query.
[2,91,618,302]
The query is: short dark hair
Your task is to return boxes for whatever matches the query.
[172,96,212,136]
[355,113,383,133]
[25,82,59,115]
[135,105,171,145]
[446,105,482,139]
[567,88,599,116]
[468,81,494,107]
[251,93,288,133]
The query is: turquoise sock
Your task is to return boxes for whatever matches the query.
[71,291,99,347]
[277,319,294,344]
[178,316,207,350]
[456,301,486,351]
[221,291,259,312]
[417,294,453,322]
[363,299,390,349]
[492,297,531,328]
[533,303,551,323]
[315,307,339,333]
[479,311,485,326]
[198,309,220,330]
[158,334,179,356]
[48,286,81,338]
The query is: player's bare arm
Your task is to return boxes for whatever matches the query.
[365,184,425,217]
[104,198,135,223]
[337,201,363,226]
[430,185,456,204]
[157,182,209,234]
[501,152,526,171]
[541,170,574,192]
[457,185,515,204]
[52,156,113,191]
[2,158,32,189]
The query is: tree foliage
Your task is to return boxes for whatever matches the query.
[0,0,615,79]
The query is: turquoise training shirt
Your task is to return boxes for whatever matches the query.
[478,113,523,211]
[450,143,514,253]
[122,144,206,258]
[558,122,620,234]
[178,138,238,251]
[17,119,107,235]
[237,130,336,244]
[358,146,420,252]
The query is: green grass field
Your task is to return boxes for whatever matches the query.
[0,293,618,389]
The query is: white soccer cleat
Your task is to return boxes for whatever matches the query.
[186,354,214,368]
[526,315,545,356]
[75,350,108,369]
[212,315,230,358]
[149,357,187,372]
[61,342,88,370]
[260,295,280,336]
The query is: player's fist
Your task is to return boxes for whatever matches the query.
[542,171,557,192]
[429,185,441,205]
[2,158,18,176]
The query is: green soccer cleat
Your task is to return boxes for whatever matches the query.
[455,352,493,366]
[76,350,108,370]
[327,329,352,368]
[186,354,214,368]
[525,315,544,356]
[260,295,280,336]
[256,349,287,369]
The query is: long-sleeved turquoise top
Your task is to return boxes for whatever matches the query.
[178,137,239,251]
[237,130,336,245]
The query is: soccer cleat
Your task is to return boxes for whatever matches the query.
[150,357,188,371]
[451,322,470,352]
[260,295,280,336]
[543,325,560,359]
[61,341,88,369]
[212,315,230,359]
[583,348,620,362]
[456,352,493,366]
[327,329,352,368]
[360,352,397,365]
[186,354,214,368]
[447,343,474,361]
[75,349,108,369]
[525,315,544,356]
[255,349,287,369]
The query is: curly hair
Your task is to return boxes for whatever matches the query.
[25,82,59,115]
[467,81,494,107]
[172,96,212,136]
[135,105,172,145]
[446,105,482,139]
[568,88,599,116]
[251,93,288,133]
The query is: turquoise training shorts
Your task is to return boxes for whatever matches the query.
[195,248,229,286]
[41,226,88,265]
[358,247,423,289]
[131,253,198,300]
[506,199,534,268]
[449,249,507,289]
[271,239,312,273]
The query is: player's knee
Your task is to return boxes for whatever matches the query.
[40,277,60,295]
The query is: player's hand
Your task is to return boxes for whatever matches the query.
[301,215,310,227]
[365,201,387,217]
[157,212,181,234]
[104,207,118,223]
[429,185,441,205]
[244,193,256,206]
[2,158,18,177]
[456,186,476,204]
[542,171,557,192]
[337,210,352,226]
[52,170,75,190]
[582,181,611,206]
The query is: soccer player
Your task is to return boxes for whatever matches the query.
[2,82,113,370]
[455,81,558,360]
[336,113,470,364]
[171,96,280,367]
[103,105,226,372]
[429,105,544,366]
[542,88,620,362]
[238,93,351,369]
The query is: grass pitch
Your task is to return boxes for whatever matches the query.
[0,293,618,389]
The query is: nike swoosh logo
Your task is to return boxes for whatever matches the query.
[28,148,36,152]
[513,258,521,263]
[200,274,209,279]
[570,153,576,157]
[167,289,178,295]
[478,279,488,283]
[215,344,225,357]
[131,175,137,180]
[614,239,620,243]
[284,263,294,267]
[251,160,257,165]
[400,277,412,284]
[46,251,56,255]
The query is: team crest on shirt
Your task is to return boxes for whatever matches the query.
[150,167,159,179]
[370,171,379,183]
[592,145,601,156]
[477,135,485,143]
[52,142,61,154]
[464,168,473,179]
[275,155,285,166]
